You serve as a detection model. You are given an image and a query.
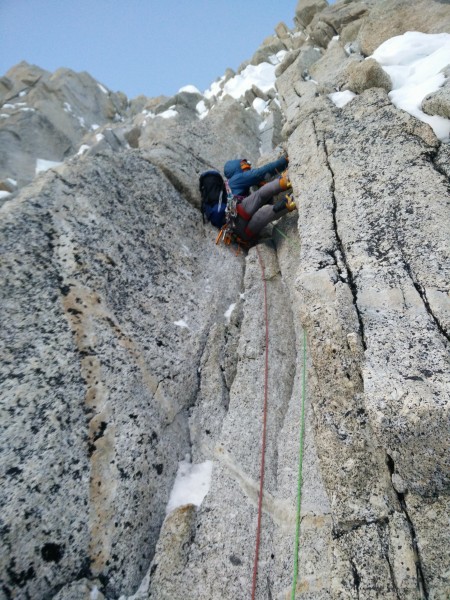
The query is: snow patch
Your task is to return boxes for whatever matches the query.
[223,62,278,99]
[268,50,288,65]
[166,458,213,515]
[196,100,209,120]
[179,84,201,94]
[77,145,90,155]
[95,133,104,142]
[97,83,108,94]
[329,90,356,108]
[204,75,226,99]
[35,158,63,174]
[157,107,178,119]
[372,31,450,141]
[252,97,269,115]
[224,303,236,323]
[174,319,189,329]
[0,191,11,199]
[90,587,100,600]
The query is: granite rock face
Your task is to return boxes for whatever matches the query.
[0,152,244,598]
[1,1,450,599]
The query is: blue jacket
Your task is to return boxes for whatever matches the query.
[224,156,288,197]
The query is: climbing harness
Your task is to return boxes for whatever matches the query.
[215,180,251,255]
[250,246,307,600]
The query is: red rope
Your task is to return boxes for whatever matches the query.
[251,246,270,600]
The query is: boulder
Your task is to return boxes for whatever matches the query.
[422,77,450,120]
[294,0,328,29]
[358,0,450,55]
[344,57,392,93]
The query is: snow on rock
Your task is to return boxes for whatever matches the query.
[204,75,226,100]
[77,145,90,156]
[174,319,189,329]
[196,100,208,120]
[252,97,269,115]
[157,107,178,119]
[0,191,11,199]
[223,62,278,99]
[35,158,63,174]
[179,84,202,95]
[166,458,213,515]
[224,303,236,323]
[268,50,288,65]
[329,90,356,108]
[372,31,450,141]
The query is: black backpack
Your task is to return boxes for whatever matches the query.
[199,170,227,224]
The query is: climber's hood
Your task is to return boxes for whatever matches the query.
[224,159,244,179]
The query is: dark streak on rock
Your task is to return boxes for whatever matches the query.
[386,454,429,599]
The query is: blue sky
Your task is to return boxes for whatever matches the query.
[0,0,335,100]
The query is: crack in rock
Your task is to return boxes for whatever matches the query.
[313,117,367,351]
[386,454,429,600]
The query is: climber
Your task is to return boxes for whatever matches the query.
[225,169,296,244]
[224,155,289,197]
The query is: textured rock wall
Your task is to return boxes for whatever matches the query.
[1,1,449,599]
[149,1,449,599]
[0,151,244,598]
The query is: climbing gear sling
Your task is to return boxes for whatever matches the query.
[215,179,251,254]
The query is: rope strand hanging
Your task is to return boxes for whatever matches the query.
[251,246,270,600]
[251,246,307,600]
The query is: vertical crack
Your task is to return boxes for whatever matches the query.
[312,118,367,350]
[391,194,450,345]
[386,455,429,599]
[349,558,361,600]
[377,520,401,600]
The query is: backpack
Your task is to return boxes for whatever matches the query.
[199,170,228,228]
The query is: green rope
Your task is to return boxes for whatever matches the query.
[291,329,307,599]
[273,225,300,250]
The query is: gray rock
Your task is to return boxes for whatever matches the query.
[1,2,450,599]
[250,38,287,66]
[307,18,336,48]
[286,86,450,597]
[343,57,392,93]
[0,62,130,190]
[0,150,244,599]
[295,0,328,29]
[422,77,450,119]
[357,0,450,55]
[309,40,350,87]
[317,0,369,34]
[340,17,367,45]
[53,579,105,600]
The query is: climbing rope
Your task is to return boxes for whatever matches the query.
[251,246,307,600]
[251,246,270,600]
[291,329,307,599]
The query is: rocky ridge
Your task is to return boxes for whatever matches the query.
[1,1,449,599]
